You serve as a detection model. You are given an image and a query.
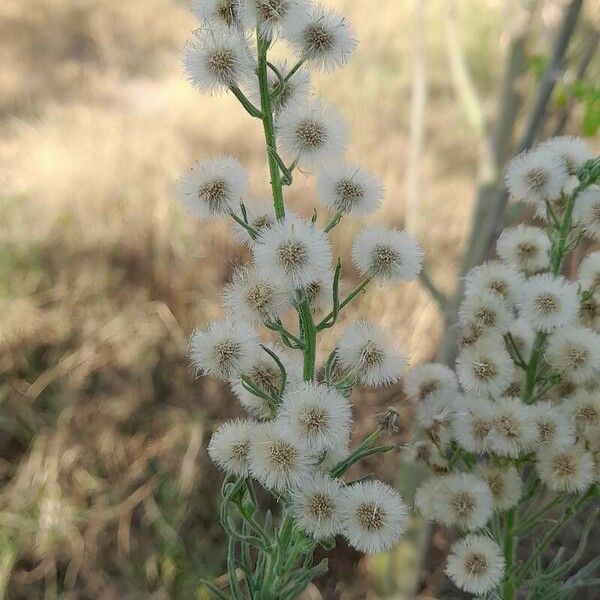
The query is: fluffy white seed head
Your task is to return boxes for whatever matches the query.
[496,225,550,273]
[190,320,258,380]
[487,397,538,458]
[283,3,357,72]
[248,0,310,38]
[336,320,406,387]
[458,290,514,334]
[252,214,332,288]
[177,156,247,220]
[192,0,251,29]
[541,136,593,176]
[518,274,579,333]
[578,251,600,292]
[536,445,595,493]
[564,389,600,433]
[505,146,568,207]
[317,162,383,216]
[476,464,522,511]
[231,344,298,418]
[507,317,536,359]
[276,100,348,169]
[404,363,458,402]
[351,226,423,282]
[456,336,515,397]
[208,419,256,476]
[233,199,277,243]
[401,440,448,471]
[531,401,576,449]
[452,395,496,455]
[464,261,524,306]
[433,473,494,530]
[546,325,600,384]
[340,480,408,554]
[301,271,334,312]
[290,472,344,539]
[414,477,445,519]
[446,535,505,595]
[224,267,289,324]
[573,185,600,241]
[183,29,253,93]
[248,422,314,493]
[276,381,352,453]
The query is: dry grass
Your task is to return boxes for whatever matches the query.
[1,0,596,598]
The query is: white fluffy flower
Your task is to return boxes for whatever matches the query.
[231,345,299,418]
[276,100,347,169]
[433,473,494,530]
[496,225,550,273]
[573,185,600,241]
[190,320,258,380]
[505,146,568,207]
[458,290,514,334]
[518,274,579,333]
[446,535,505,595]
[249,422,314,493]
[247,60,311,113]
[248,0,309,39]
[404,363,458,402]
[336,320,406,387]
[290,472,344,539]
[464,261,524,306]
[414,477,444,519]
[283,3,357,72]
[531,401,576,449]
[233,199,277,243]
[317,162,383,216]
[252,215,332,288]
[183,29,253,93]
[476,464,522,511]
[452,395,496,455]
[177,156,247,220]
[507,317,536,360]
[487,397,538,458]
[192,0,250,28]
[224,267,289,324]
[351,226,423,282]
[340,480,408,554]
[302,271,334,312]
[456,335,515,397]
[208,419,256,476]
[276,381,352,453]
[578,251,600,292]
[536,445,595,493]
[401,440,448,471]
[541,136,593,176]
[546,325,600,384]
[564,389,600,432]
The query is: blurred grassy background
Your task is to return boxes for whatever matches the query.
[0,0,598,598]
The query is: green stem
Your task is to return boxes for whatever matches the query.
[317,276,371,330]
[298,298,316,381]
[230,85,263,118]
[501,508,517,600]
[257,35,285,220]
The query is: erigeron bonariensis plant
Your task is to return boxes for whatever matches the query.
[405,138,600,599]
[178,2,423,598]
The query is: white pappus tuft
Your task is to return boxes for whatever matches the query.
[192,0,251,29]
[183,28,253,94]
[208,418,257,476]
[233,198,277,243]
[336,320,406,387]
[316,162,383,216]
[190,320,259,380]
[572,185,600,241]
[565,389,600,433]
[276,381,352,454]
[248,0,310,39]
[283,3,357,72]
[452,395,496,455]
[518,273,579,333]
[339,480,408,554]
[351,226,423,282]
[536,445,595,494]
[252,214,332,289]
[496,224,550,273]
[578,251,600,292]
[546,325,600,384]
[541,136,593,176]
[464,261,524,306]
[404,363,458,402]
[530,401,576,449]
[505,146,568,208]
[248,422,315,493]
[276,100,348,169]
[290,472,344,540]
[458,290,514,334]
[445,534,505,595]
[476,464,522,511]
[486,397,538,458]
[177,156,247,220]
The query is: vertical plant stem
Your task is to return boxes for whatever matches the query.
[257,34,285,220]
[298,298,317,381]
[501,508,516,600]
